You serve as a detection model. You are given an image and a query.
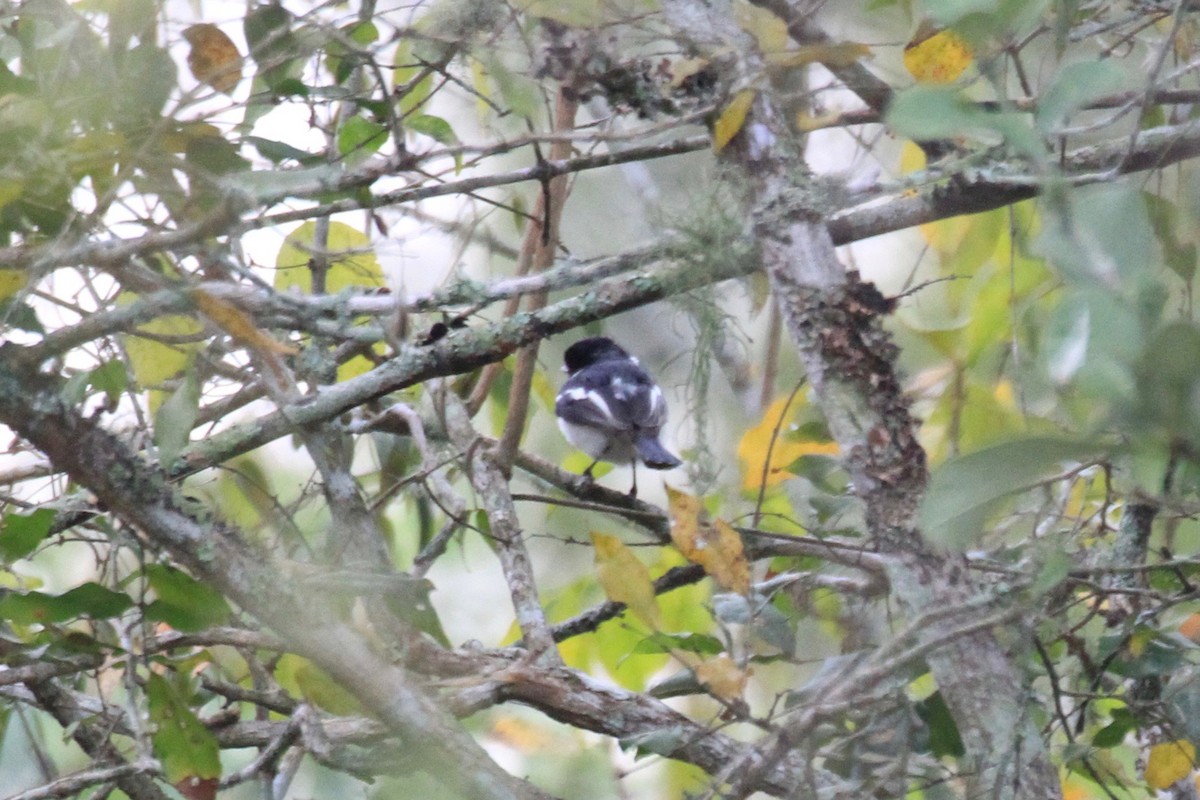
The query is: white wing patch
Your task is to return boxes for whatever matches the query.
[610,376,636,401]
[649,385,665,414]
[562,386,616,424]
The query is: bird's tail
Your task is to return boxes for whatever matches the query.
[635,435,682,470]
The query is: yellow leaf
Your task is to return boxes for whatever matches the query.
[668,494,751,595]
[794,110,843,133]
[903,23,973,85]
[512,0,612,26]
[591,533,661,629]
[1060,775,1091,800]
[276,221,385,294]
[694,654,748,702]
[191,289,297,356]
[490,715,556,751]
[1146,740,1196,790]
[118,294,205,389]
[0,268,27,300]
[276,221,386,382]
[666,484,702,540]
[0,178,24,211]
[289,658,362,715]
[736,395,839,492]
[769,42,872,68]
[183,24,242,94]
[733,0,789,55]
[670,57,710,88]
[713,89,757,154]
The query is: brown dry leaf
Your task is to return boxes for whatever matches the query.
[1145,740,1196,790]
[176,777,218,800]
[903,22,973,84]
[191,289,298,356]
[183,24,242,94]
[712,89,756,154]
[1180,613,1200,642]
[591,532,661,629]
[666,484,702,542]
[694,654,748,702]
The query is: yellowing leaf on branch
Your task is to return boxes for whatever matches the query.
[666,484,703,542]
[713,89,757,154]
[117,294,205,390]
[666,486,750,595]
[737,395,839,492]
[733,0,789,55]
[903,22,973,85]
[592,532,661,629]
[0,268,27,300]
[1145,740,1196,790]
[276,221,385,294]
[183,24,243,94]
[276,221,386,381]
[694,653,748,702]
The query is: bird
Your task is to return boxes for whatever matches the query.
[555,336,682,497]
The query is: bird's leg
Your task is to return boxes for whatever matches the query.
[628,462,638,499]
[580,459,599,486]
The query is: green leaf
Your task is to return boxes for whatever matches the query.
[275,654,363,714]
[915,691,965,757]
[1036,60,1132,134]
[407,113,457,144]
[631,631,725,656]
[1145,192,1197,283]
[1029,550,1074,596]
[346,20,379,45]
[115,43,175,128]
[0,583,134,624]
[154,369,200,470]
[393,41,433,117]
[408,114,462,172]
[888,85,1042,157]
[243,1,298,92]
[146,672,221,784]
[88,359,128,406]
[337,114,387,161]
[0,298,42,332]
[186,133,251,175]
[143,564,231,632]
[0,508,55,562]
[886,86,995,141]
[1133,322,1200,441]
[246,136,317,165]
[920,437,1112,549]
[1092,708,1137,748]
[618,725,687,759]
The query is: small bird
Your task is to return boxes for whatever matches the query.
[555,336,682,497]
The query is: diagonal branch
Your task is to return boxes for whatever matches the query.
[0,362,553,800]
